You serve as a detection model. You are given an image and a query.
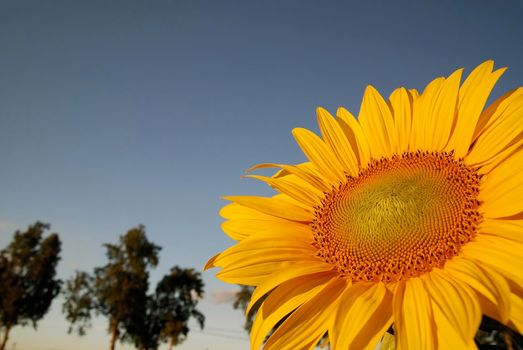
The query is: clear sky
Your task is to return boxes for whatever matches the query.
[0,1,522,349]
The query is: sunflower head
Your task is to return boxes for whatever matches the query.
[207,61,523,350]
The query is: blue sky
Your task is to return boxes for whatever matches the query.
[0,1,522,349]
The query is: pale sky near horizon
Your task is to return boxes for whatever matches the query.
[1,1,523,349]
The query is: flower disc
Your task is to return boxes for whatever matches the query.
[313,151,481,283]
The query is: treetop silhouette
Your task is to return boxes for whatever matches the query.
[63,225,204,350]
[0,222,62,350]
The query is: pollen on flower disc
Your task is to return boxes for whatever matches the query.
[312,151,482,283]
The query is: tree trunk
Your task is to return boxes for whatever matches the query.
[0,325,11,350]
[109,323,118,350]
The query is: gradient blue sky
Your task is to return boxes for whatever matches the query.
[1,1,522,349]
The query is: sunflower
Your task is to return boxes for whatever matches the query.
[206,61,523,350]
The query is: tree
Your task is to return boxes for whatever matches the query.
[154,267,205,350]
[62,271,95,336]
[63,225,205,350]
[95,226,160,350]
[0,222,62,350]
[122,266,205,350]
[63,225,160,350]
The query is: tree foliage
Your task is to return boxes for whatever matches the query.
[63,225,160,350]
[125,266,205,350]
[62,271,95,336]
[62,225,205,350]
[0,222,62,350]
[154,267,205,349]
[96,225,160,350]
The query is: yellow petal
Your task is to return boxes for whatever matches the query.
[204,253,219,270]
[431,69,462,150]
[423,269,481,343]
[509,293,523,333]
[479,149,523,218]
[409,88,420,98]
[461,236,523,289]
[216,261,289,285]
[473,88,522,141]
[244,174,319,208]
[305,332,327,350]
[277,173,324,199]
[292,127,345,183]
[263,278,346,350]
[479,218,523,244]
[388,87,413,154]
[220,221,249,241]
[220,202,292,222]
[213,237,315,268]
[221,219,311,242]
[435,321,478,350]
[393,279,437,350]
[466,88,523,166]
[359,85,397,159]
[336,107,371,168]
[273,193,314,211]
[247,162,330,192]
[445,257,511,323]
[446,61,506,158]
[317,107,359,176]
[249,276,336,349]
[330,282,392,350]
[468,235,523,262]
[411,76,445,151]
[476,139,522,175]
[247,265,334,314]
[223,196,312,222]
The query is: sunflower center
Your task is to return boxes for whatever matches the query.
[312,151,481,283]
